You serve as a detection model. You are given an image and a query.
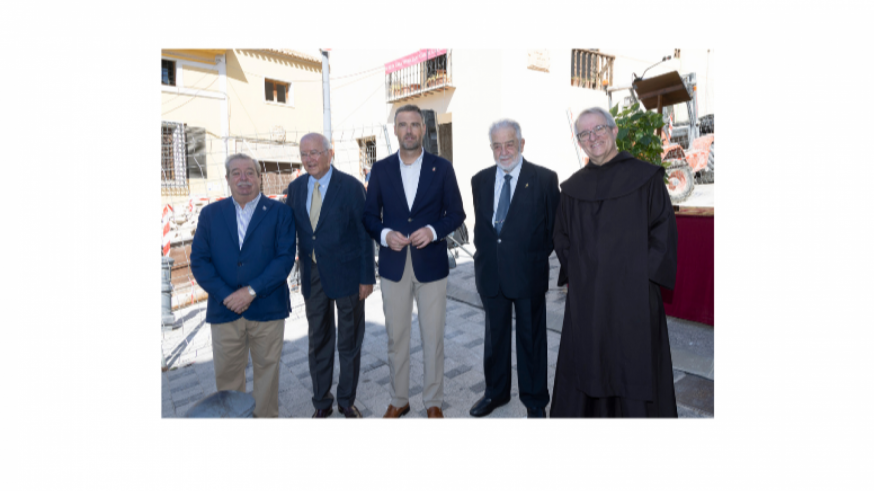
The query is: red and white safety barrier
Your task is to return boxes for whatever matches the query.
[189,277,198,305]
[188,196,211,214]
[162,204,174,256]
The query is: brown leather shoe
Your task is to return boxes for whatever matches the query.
[382,403,410,418]
[338,404,362,418]
[426,406,444,418]
[312,407,333,418]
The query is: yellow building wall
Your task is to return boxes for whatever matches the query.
[181,65,219,91]
[225,49,324,140]
[161,49,325,207]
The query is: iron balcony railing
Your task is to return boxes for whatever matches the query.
[571,49,614,90]
[386,49,453,103]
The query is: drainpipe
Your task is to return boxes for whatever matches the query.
[216,53,230,196]
[321,50,332,142]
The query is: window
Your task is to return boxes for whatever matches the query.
[162,121,188,195]
[571,49,614,89]
[162,59,176,86]
[265,78,291,104]
[358,137,376,177]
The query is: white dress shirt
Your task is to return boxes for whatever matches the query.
[380,149,438,247]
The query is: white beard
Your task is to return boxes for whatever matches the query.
[496,154,522,173]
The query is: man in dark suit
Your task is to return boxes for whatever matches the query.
[469,119,560,418]
[285,133,375,418]
[363,104,465,418]
[190,153,296,418]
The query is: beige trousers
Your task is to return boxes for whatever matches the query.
[380,247,447,409]
[211,317,285,418]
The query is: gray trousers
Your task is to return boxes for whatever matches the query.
[305,264,366,410]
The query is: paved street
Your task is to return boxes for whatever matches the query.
[162,250,714,418]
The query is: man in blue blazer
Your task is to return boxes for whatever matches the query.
[363,104,465,418]
[469,119,560,418]
[285,133,375,418]
[190,153,296,418]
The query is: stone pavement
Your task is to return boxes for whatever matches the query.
[162,250,714,418]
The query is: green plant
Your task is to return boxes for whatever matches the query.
[610,102,669,179]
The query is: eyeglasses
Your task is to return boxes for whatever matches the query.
[491,140,518,152]
[576,125,610,142]
[301,149,329,159]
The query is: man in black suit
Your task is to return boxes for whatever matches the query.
[469,119,560,418]
[285,133,375,418]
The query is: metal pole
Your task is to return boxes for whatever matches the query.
[321,50,332,142]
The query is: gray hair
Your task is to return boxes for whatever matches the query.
[575,106,617,131]
[394,104,424,124]
[300,132,332,151]
[224,153,260,177]
[488,118,523,144]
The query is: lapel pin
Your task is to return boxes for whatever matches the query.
[263,206,267,210]
[525,183,529,188]
[432,167,436,172]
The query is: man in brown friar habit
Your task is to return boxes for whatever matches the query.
[550,106,678,418]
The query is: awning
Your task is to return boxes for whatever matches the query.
[385,49,447,74]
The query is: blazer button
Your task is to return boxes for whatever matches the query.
[238,262,242,266]
[497,239,502,243]
[408,218,412,222]
[312,235,316,240]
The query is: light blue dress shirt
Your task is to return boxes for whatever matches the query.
[306,165,333,216]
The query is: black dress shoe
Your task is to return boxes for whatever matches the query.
[469,396,511,417]
[526,407,546,418]
[338,405,362,418]
[312,407,333,418]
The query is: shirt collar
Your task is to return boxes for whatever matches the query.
[233,193,262,210]
[308,165,333,186]
[398,148,425,168]
[495,158,524,182]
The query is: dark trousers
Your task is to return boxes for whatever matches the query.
[480,289,550,409]
[305,265,366,410]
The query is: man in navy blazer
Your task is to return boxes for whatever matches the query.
[469,119,560,418]
[190,153,296,418]
[363,104,465,418]
[285,133,375,418]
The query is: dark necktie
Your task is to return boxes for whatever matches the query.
[494,174,512,235]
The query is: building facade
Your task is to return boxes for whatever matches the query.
[326,48,715,235]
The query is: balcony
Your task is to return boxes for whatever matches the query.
[571,49,614,89]
[385,49,453,103]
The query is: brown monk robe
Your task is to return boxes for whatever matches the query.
[550,150,679,418]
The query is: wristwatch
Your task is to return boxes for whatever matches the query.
[247,286,257,297]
